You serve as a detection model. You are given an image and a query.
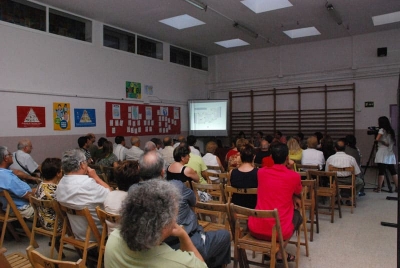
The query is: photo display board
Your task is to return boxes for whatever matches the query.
[106,102,180,137]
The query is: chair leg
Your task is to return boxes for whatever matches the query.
[315,201,319,234]
[330,195,335,223]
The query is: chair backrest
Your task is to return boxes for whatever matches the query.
[229,204,288,267]
[192,182,226,203]
[225,185,257,204]
[328,165,355,179]
[58,204,101,244]
[296,164,319,171]
[26,245,84,268]
[96,207,120,268]
[206,165,222,171]
[203,171,221,184]
[306,170,338,191]
[29,195,62,231]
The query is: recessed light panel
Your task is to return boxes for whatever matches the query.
[159,14,205,30]
[283,27,321,39]
[241,0,292,14]
[372,11,400,26]
[215,39,249,48]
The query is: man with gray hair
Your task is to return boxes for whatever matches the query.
[105,179,206,267]
[138,151,231,267]
[161,136,174,167]
[55,149,111,240]
[0,146,35,219]
[143,141,157,153]
[10,139,40,176]
[125,136,143,161]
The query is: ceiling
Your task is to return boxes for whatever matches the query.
[35,0,400,56]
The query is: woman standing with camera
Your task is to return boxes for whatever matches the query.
[374,116,398,192]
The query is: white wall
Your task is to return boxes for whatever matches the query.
[0,20,208,162]
[208,29,400,163]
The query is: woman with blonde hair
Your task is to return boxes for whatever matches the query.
[202,141,225,182]
[287,138,302,162]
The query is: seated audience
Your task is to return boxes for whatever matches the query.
[104,160,140,233]
[301,136,325,167]
[252,131,264,148]
[91,137,107,162]
[161,136,175,167]
[150,138,163,151]
[173,135,186,148]
[202,141,225,182]
[254,139,271,165]
[138,151,231,268]
[77,136,93,164]
[345,134,364,195]
[104,179,207,268]
[229,144,258,208]
[321,134,336,161]
[181,142,208,184]
[166,146,200,184]
[113,136,127,161]
[35,158,63,232]
[287,137,302,163]
[143,141,157,153]
[274,130,287,144]
[187,135,201,156]
[95,141,118,177]
[125,136,143,161]
[314,131,323,149]
[56,149,111,241]
[0,146,35,219]
[227,138,249,169]
[87,133,97,160]
[10,139,40,176]
[248,143,302,263]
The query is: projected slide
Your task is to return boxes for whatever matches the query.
[189,100,228,136]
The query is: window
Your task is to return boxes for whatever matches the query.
[191,52,208,71]
[137,36,163,60]
[170,46,190,67]
[103,25,135,53]
[49,9,92,42]
[0,0,45,31]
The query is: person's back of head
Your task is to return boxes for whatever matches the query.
[144,141,156,153]
[41,158,62,181]
[335,139,346,152]
[138,151,165,180]
[265,135,274,144]
[240,144,255,163]
[173,145,190,163]
[271,143,289,164]
[115,136,125,145]
[101,141,114,157]
[259,139,269,151]
[114,160,141,191]
[97,137,107,147]
[297,132,304,141]
[151,138,162,149]
[163,136,173,147]
[205,141,218,154]
[187,135,197,146]
[131,136,140,146]
[307,136,318,149]
[345,134,357,149]
[120,179,180,251]
[62,149,86,174]
[78,136,88,149]
[236,138,249,151]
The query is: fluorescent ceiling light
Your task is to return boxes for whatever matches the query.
[372,11,400,26]
[185,0,207,11]
[241,0,292,14]
[159,14,205,30]
[283,27,321,39]
[215,39,249,48]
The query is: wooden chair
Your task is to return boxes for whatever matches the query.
[192,182,226,226]
[194,202,231,234]
[26,245,84,268]
[328,165,356,213]
[300,180,319,241]
[95,207,120,268]
[0,190,37,248]
[206,165,223,172]
[229,204,289,268]
[288,187,309,268]
[29,196,63,258]
[0,247,31,268]
[57,204,101,265]
[296,164,319,172]
[204,170,222,184]
[307,170,342,222]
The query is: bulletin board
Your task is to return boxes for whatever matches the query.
[105,102,181,137]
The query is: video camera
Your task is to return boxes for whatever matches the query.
[367,126,379,136]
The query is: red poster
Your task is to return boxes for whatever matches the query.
[17,106,46,128]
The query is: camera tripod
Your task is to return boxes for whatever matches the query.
[363,140,393,193]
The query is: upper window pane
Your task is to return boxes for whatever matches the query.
[137,36,163,60]
[191,52,208,71]
[170,46,190,67]
[103,25,135,54]
[0,0,45,31]
[49,9,92,42]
